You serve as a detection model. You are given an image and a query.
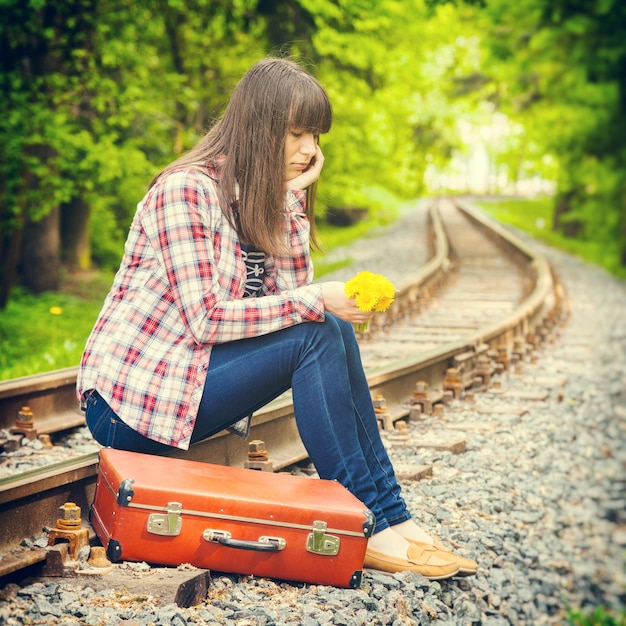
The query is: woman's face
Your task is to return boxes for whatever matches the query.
[284,129,319,181]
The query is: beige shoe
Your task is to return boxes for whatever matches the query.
[364,542,460,580]
[406,537,478,576]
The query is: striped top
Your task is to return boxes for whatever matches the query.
[240,243,266,298]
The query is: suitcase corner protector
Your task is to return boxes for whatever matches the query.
[362,509,375,538]
[350,570,363,589]
[117,478,135,506]
[106,538,122,562]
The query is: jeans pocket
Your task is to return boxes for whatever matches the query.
[84,390,173,454]
[85,393,117,447]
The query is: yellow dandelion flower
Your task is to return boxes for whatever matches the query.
[374,296,394,312]
[49,307,63,316]
[354,291,378,312]
[344,271,396,332]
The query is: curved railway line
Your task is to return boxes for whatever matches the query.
[0,197,566,586]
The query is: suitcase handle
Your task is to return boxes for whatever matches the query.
[203,529,286,552]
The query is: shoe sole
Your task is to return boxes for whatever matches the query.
[363,550,460,580]
[457,567,478,576]
[363,564,459,580]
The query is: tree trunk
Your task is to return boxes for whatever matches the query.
[20,207,61,294]
[552,191,583,238]
[0,224,24,309]
[61,196,90,270]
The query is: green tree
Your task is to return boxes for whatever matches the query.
[538,0,626,268]
[1,0,484,312]
[304,0,477,210]
[0,0,271,307]
[1,0,99,303]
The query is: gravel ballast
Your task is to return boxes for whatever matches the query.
[0,200,624,625]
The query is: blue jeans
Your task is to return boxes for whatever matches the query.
[85,314,411,533]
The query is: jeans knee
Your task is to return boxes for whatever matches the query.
[325,314,360,357]
[289,316,346,370]
[324,312,358,338]
[333,315,357,341]
[315,314,348,351]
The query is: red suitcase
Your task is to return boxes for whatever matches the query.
[90,449,374,588]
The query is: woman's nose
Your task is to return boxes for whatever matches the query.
[300,134,317,154]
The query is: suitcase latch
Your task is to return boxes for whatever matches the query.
[306,520,340,556]
[147,502,183,536]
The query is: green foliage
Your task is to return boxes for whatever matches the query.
[3,0,626,373]
[567,606,626,626]
[314,0,477,205]
[476,197,554,235]
[3,0,626,288]
[2,0,482,300]
[0,0,274,302]
[461,0,626,268]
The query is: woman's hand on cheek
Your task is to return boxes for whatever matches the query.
[285,145,325,190]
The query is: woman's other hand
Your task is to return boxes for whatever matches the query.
[320,281,374,325]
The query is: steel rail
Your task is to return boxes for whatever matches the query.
[0,197,564,579]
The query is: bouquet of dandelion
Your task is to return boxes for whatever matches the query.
[344,271,396,333]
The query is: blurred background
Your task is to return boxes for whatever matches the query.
[1,0,624,378]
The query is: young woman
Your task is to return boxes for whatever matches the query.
[77,57,476,580]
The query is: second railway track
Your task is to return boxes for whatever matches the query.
[0,196,565,580]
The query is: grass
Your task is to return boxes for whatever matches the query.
[474,196,626,278]
[0,271,115,380]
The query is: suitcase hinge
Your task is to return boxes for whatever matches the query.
[306,520,340,556]
[147,502,183,536]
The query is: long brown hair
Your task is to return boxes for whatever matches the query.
[152,57,333,254]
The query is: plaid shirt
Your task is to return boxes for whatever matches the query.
[77,165,324,449]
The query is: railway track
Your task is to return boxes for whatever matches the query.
[0,196,565,582]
